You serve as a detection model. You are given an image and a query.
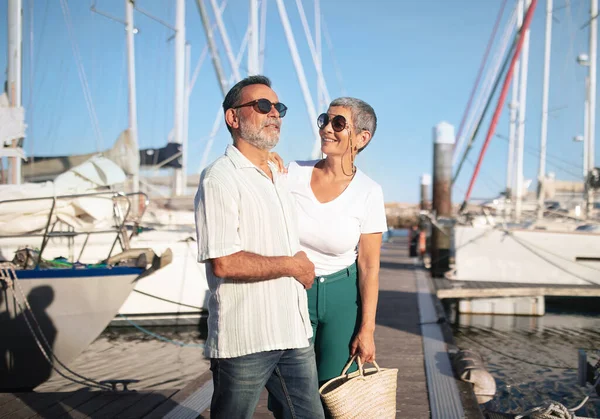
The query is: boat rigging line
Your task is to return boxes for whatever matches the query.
[453,0,509,154]
[452,7,519,184]
[460,0,539,211]
[454,6,518,169]
[59,0,104,152]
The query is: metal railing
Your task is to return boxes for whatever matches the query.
[0,191,149,268]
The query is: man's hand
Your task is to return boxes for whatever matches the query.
[291,251,315,289]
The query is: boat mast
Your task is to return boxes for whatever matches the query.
[274,0,321,159]
[587,0,598,217]
[184,42,191,194]
[506,0,524,208]
[194,0,228,96]
[248,0,260,75]
[537,0,553,219]
[209,0,241,82]
[172,0,186,196]
[125,0,139,195]
[315,0,324,110]
[515,0,533,222]
[295,0,331,108]
[7,0,23,185]
[259,0,267,72]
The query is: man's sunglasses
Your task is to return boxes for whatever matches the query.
[232,98,287,117]
[317,113,347,132]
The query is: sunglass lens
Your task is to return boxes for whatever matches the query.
[317,113,328,129]
[274,103,287,117]
[332,116,346,132]
[256,99,272,114]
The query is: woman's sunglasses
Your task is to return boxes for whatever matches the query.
[317,113,347,132]
[232,98,287,117]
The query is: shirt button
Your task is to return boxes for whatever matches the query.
[319,277,325,283]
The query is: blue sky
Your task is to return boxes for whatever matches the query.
[0,0,595,203]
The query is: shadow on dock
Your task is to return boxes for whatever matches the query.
[0,388,199,418]
[0,285,56,392]
[380,261,419,271]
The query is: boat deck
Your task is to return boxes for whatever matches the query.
[1,238,483,418]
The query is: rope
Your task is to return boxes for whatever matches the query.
[0,263,113,391]
[131,289,204,311]
[117,314,205,348]
[515,400,595,419]
[59,0,104,151]
[130,239,205,311]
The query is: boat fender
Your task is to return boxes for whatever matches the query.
[451,349,496,404]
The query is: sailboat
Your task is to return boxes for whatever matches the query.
[450,0,600,287]
[0,154,173,391]
[0,1,174,390]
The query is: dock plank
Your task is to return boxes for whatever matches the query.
[116,389,179,419]
[0,392,69,419]
[3,391,77,419]
[0,395,32,419]
[28,390,102,419]
[85,390,155,418]
[142,370,212,418]
[0,393,17,409]
[54,391,118,419]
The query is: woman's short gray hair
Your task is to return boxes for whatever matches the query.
[330,97,377,152]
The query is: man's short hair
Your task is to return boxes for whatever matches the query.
[330,97,377,153]
[222,75,272,134]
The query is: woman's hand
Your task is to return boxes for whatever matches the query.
[268,152,287,173]
[350,327,376,363]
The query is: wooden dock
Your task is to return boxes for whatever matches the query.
[1,237,483,418]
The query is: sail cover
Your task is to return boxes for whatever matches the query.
[0,156,127,235]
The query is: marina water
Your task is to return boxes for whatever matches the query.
[453,299,600,417]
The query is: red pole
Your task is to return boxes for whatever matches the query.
[463,0,538,204]
[453,0,509,153]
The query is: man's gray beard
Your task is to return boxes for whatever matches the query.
[239,118,279,150]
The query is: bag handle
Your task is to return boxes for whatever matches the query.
[340,355,381,377]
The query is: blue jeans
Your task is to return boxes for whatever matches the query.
[209,343,325,419]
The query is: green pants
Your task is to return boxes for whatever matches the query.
[307,261,360,385]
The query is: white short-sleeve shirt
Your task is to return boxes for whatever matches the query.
[194,145,312,359]
[287,160,388,276]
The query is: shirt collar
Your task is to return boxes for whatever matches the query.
[225,144,255,169]
[225,144,279,180]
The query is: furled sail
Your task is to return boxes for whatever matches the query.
[0,156,127,235]
[22,129,140,182]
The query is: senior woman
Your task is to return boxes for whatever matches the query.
[272,97,387,389]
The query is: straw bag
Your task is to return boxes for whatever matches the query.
[319,355,398,419]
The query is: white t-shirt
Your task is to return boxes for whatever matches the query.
[286,160,388,276]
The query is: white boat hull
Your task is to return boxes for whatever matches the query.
[0,228,209,324]
[0,267,141,390]
[117,229,209,323]
[453,226,600,285]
